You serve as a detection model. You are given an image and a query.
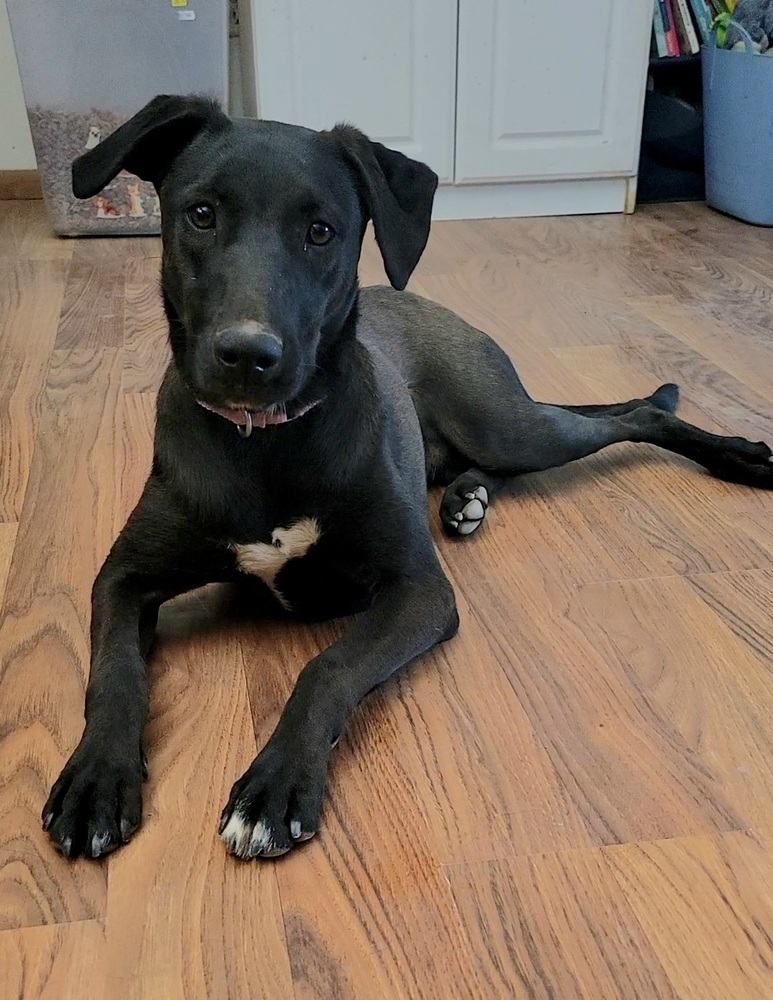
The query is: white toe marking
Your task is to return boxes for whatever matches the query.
[297,829,316,842]
[90,831,111,856]
[220,810,253,856]
[457,519,481,535]
[461,498,485,521]
[249,818,275,856]
[233,516,321,609]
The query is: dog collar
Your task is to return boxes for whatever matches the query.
[197,398,322,437]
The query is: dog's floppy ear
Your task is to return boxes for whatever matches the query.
[72,94,229,199]
[329,124,438,290]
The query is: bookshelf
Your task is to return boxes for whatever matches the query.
[639,47,704,203]
[649,53,702,68]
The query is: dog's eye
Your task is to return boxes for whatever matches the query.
[187,204,216,230]
[306,221,335,247]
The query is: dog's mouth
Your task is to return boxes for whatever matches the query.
[197,398,322,435]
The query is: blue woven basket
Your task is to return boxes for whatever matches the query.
[702,24,773,225]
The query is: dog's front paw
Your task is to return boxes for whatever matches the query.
[42,738,144,859]
[220,740,328,860]
[441,477,489,537]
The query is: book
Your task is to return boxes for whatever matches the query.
[674,0,701,53]
[688,0,714,42]
[653,1,669,57]
[661,0,681,55]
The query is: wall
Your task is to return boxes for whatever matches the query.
[0,0,36,169]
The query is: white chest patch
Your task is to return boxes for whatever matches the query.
[233,517,321,609]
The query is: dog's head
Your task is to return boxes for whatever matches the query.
[72,95,438,424]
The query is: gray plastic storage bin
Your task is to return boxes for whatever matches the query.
[6,0,227,236]
[703,31,773,226]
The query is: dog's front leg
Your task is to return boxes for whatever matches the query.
[43,483,219,858]
[220,566,458,859]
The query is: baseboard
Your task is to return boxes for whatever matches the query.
[0,170,630,216]
[0,169,43,200]
[432,177,630,221]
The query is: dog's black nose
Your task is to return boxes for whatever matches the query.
[214,324,283,374]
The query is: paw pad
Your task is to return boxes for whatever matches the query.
[451,485,488,535]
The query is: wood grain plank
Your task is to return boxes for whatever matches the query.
[279,844,486,1000]
[0,204,28,260]
[0,349,122,930]
[0,525,17,607]
[0,260,68,520]
[439,538,741,847]
[0,920,105,1000]
[715,486,773,569]
[16,204,72,263]
[645,202,771,265]
[607,831,773,1000]
[574,575,773,833]
[389,582,594,864]
[446,848,677,1000]
[54,262,125,350]
[121,259,170,393]
[71,235,161,264]
[632,294,773,406]
[688,568,773,668]
[485,211,695,300]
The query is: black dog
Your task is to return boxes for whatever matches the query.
[43,95,773,860]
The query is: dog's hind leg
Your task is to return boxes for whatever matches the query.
[555,382,680,417]
[441,393,772,536]
[440,405,639,537]
[441,385,683,534]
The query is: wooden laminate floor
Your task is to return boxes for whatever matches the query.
[0,200,771,999]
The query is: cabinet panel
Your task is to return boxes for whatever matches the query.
[455,0,651,183]
[249,0,457,181]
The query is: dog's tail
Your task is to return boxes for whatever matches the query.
[647,383,680,413]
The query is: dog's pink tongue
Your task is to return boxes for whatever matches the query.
[200,403,250,426]
[197,401,287,428]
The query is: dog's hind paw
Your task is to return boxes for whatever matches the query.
[441,478,489,537]
[649,383,680,413]
[706,436,773,488]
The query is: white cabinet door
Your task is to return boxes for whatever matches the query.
[455,0,651,183]
[249,0,457,182]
